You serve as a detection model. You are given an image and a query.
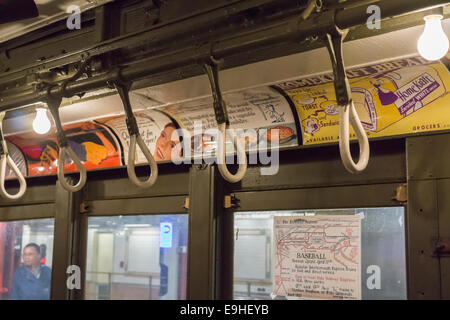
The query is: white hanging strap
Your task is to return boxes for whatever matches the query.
[339,101,370,173]
[217,123,247,183]
[0,154,27,200]
[127,134,158,188]
[0,112,27,199]
[114,80,158,188]
[57,145,87,192]
[325,26,370,174]
[46,92,87,192]
[204,59,247,183]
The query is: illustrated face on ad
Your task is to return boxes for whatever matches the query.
[154,124,181,161]
[304,119,319,135]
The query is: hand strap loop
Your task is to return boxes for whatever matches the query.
[203,58,247,183]
[0,112,27,199]
[46,88,87,192]
[114,79,158,188]
[325,26,370,173]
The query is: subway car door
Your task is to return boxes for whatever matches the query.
[217,139,420,300]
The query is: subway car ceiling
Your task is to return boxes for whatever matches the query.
[1,17,449,135]
[0,0,448,184]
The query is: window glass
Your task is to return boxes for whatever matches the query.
[233,207,406,300]
[0,218,54,300]
[85,214,188,300]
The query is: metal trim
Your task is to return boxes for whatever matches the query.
[86,195,188,216]
[232,183,403,212]
[0,203,55,221]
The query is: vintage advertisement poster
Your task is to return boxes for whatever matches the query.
[273,215,361,300]
[275,56,450,145]
[6,121,121,177]
[96,109,181,164]
[161,86,298,156]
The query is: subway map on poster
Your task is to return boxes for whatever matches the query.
[273,215,361,300]
[276,56,450,145]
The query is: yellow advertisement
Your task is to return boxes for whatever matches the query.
[275,57,450,145]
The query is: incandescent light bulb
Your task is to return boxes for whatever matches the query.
[417,14,449,61]
[32,108,51,134]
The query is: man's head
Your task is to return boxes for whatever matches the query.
[22,243,41,268]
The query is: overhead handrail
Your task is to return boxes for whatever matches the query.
[60,58,93,98]
[324,25,370,174]
[301,0,322,21]
[0,112,27,199]
[113,77,158,188]
[46,90,87,192]
[203,56,247,183]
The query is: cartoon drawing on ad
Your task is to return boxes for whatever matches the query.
[276,57,450,145]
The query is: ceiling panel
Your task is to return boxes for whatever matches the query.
[0,0,113,43]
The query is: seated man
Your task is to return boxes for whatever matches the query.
[10,243,51,300]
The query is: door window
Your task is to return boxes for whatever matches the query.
[233,208,406,300]
[85,214,188,300]
[0,218,54,300]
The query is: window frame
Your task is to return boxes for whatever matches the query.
[74,164,191,300]
[0,180,57,300]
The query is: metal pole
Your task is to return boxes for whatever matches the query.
[0,0,446,111]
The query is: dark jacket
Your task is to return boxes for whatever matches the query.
[10,264,52,300]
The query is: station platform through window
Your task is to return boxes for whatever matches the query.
[85,214,188,300]
[0,219,54,300]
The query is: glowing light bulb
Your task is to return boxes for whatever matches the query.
[418,14,449,61]
[32,108,51,134]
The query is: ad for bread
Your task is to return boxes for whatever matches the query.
[275,57,450,145]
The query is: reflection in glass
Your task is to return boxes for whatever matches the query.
[233,208,406,300]
[85,214,188,300]
[0,219,54,300]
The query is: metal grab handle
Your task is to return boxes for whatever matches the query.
[339,101,370,173]
[0,112,27,200]
[325,26,370,174]
[114,79,158,188]
[46,92,87,192]
[217,123,247,183]
[203,58,247,183]
[127,134,158,188]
